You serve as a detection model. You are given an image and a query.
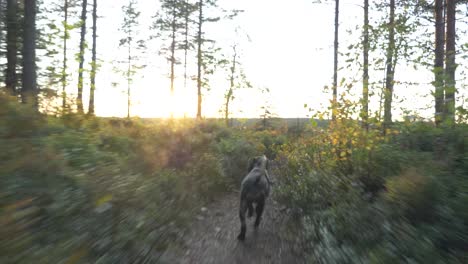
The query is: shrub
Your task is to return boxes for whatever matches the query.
[385,168,439,223]
[187,153,228,201]
[0,95,44,138]
[0,98,238,263]
[216,132,264,184]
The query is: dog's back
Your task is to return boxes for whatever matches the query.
[240,167,270,202]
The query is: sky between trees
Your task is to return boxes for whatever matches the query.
[18,0,468,119]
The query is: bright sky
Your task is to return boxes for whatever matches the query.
[62,0,467,119]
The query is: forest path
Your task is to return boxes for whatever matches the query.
[165,191,306,264]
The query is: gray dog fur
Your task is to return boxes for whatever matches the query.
[237,155,272,241]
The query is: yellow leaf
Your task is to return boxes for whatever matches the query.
[66,248,87,264]
[96,194,112,207]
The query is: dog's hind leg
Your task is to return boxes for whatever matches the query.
[237,199,248,241]
[254,199,265,228]
[247,202,254,218]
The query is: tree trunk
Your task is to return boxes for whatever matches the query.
[196,0,203,119]
[5,0,17,95]
[225,91,231,126]
[383,0,395,133]
[77,0,87,114]
[362,0,369,130]
[378,78,384,122]
[62,0,68,109]
[225,45,237,127]
[444,0,456,125]
[88,0,97,115]
[434,0,445,126]
[127,40,131,119]
[170,4,176,118]
[0,0,3,49]
[332,0,339,121]
[22,0,37,107]
[183,0,189,91]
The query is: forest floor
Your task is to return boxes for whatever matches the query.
[162,191,307,264]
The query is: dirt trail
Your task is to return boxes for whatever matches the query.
[167,192,306,264]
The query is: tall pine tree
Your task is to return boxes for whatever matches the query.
[22,0,37,107]
[331,0,339,121]
[88,0,97,115]
[5,0,17,95]
[195,0,220,119]
[383,0,395,133]
[444,0,456,125]
[181,0,196,91]
[361,0,369,130]
[153,0,186,117]
[119,0,146,119]
[76,0,87,113]
[434,0,445,126]
[62,0,69,109]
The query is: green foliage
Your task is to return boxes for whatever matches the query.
[274,92,468,263]
[0,97,288,263]
[276,122,468,263]
[385,168,439,222]
[0,95,43,138]
[2,92,468,263]
[187,153,228,201]
[216,129,264,184]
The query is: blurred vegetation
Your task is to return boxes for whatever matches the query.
[0,95,285,263]
[1,94,468,263]
[275,100,468,263]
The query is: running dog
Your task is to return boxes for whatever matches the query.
[237,155,272,241]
